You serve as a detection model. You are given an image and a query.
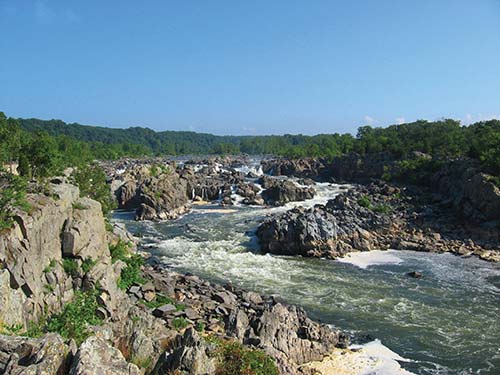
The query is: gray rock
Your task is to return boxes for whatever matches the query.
[0,333,69,375]
[153,304,177,318]
[151,328,216,375]
[69,336,141,375]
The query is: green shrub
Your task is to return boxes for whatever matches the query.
[62,258,79,277]
[0,174,31,231]
[0,323,24,336]
[130,356,153,370]
[109,239,130,263]
[43,259,57,273]
[150,164,159,177]
[372,204,392,214]
[104,218,114,232]
[81,258,97,273]
[117,254,144,290]
[45,289,103,345]
[172,317,189,330]
[141,294,175,309]
[195,321,205,332]
[141,294,185,311]
[393,158,443,186]
[213,340,278,375]
[357,196,371,208]
[71,164,116,216]
[25,320,44,338]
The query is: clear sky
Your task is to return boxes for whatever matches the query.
[1,1,499,135]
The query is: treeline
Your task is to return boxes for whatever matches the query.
[18,117,356,158]
[3,113,500,175]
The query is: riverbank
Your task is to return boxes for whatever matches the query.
[0,178,355,375]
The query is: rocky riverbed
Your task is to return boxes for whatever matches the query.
[257,180,500,261]
[105,156,316,221]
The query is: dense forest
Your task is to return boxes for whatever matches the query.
[1,113,499,177]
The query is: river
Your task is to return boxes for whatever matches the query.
[114,181,500,375]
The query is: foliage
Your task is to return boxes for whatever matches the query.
[43,259,57,273]
[109,239,131,263]
[108,239,144,290]
[130,356,153,370]
[171,317,189,330]
[117,254,145,290]
[0,173,31,231]
[81,258,97,273]
[391,157,443,185]
[71,163,116,215]
[0,112,498,177]
[372,204,392,214]
[140,294,181,309]
[195,321,205,332]
[357,196,371,208]
[357,196,392,214]
[62,258,79,277]
[0,323,24,336]
[45,289,102,345]
[211,339,279,375]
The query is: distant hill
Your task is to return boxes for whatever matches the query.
[18,118,238,155]
[17,117,356,157]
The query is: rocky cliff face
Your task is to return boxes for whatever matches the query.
[0,183,107,326]
[432,159,500,223]
[0,181,172,374]
[262,155,500,226]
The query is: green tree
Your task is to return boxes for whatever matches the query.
[19,131,59,178]
[71,163,116,215]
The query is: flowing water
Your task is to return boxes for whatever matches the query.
[114,182,500,375]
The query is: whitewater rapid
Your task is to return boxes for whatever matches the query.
[114,181,500,375]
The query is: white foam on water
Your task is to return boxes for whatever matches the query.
[234,164,264,176]
[336,250,403,269]
[307,339,415,375]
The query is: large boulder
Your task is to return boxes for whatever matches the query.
[62,197,108,260]
[261,181,315,206]
[69,336,140,375]
[257,185,396,258]
[151,328,216,375]
[261,158,327,179]
[253,303,348,374]
[135,171,190,221]
[0,334,70,375]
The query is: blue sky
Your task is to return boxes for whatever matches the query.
[1,1,499,135]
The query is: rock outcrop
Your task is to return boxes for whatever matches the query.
[261,180,315,206]
[0,183,106,325]
[0,333,70,375]
[432,159,500,223]
[257,181,500,261]
[69,336,141,375]
[262,158,327,179]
